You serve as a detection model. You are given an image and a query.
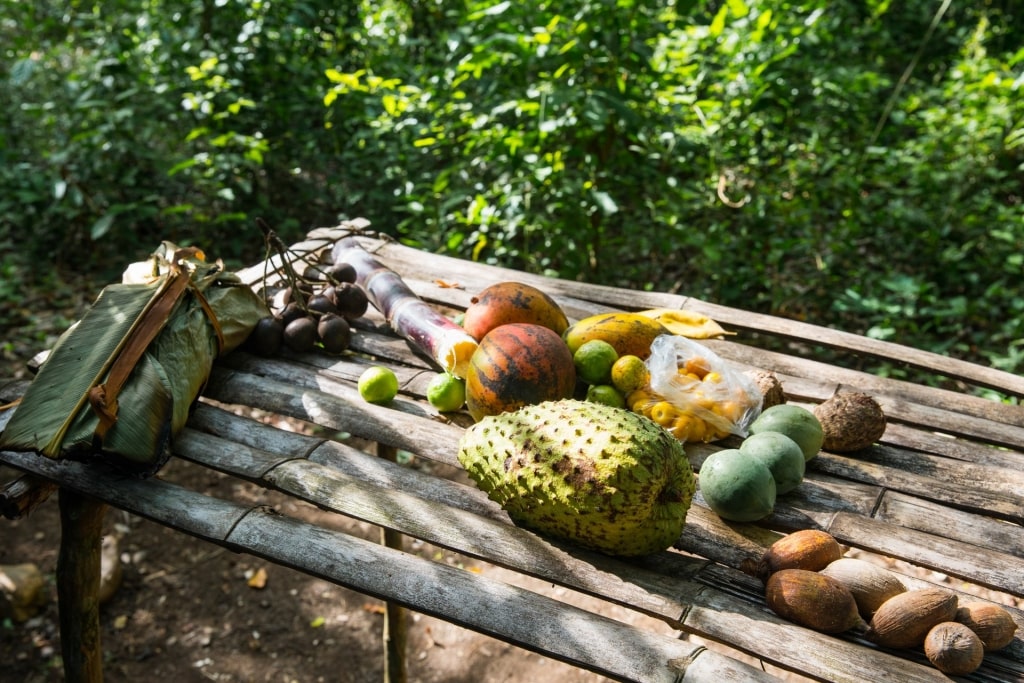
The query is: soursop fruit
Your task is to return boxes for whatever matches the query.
[457,399,696,556]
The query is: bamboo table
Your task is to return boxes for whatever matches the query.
[2,223,1023,682]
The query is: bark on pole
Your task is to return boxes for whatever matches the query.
[58,488,107,683]
[378,442,408,683]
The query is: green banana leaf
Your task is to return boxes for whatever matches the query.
[0,243,268,475]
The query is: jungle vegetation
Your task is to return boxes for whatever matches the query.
[2,0,1022,390]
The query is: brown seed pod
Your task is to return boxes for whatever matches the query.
[317,314,351,355]
[246,316,284,357]
[955,602,1019,651]
[867,588,959,649]
[334,282,370,320]
[924,622,985,676]
[755,529,843,582]
[819,557,907,618]
[278,301,307,328]
[765,569,867,634]
[748,370,787,409]
[283,315,318,353]
[307,292,340,317]
[813,392,887,453]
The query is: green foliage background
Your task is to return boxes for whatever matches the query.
[2,0,1022,385]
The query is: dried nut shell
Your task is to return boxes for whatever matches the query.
[924,622,985,676]
[813,392,886,453]
[755,529,843,582]
[867,588,959,649]
[749,370,786,409]
[819,557,907,618]
[765,569,867,634]
[955,602,1019,651]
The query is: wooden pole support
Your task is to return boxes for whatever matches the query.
[58,488,108,683]
[377,443,408,683]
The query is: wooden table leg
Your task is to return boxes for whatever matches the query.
[58,488,107,683]
[377,443,408,683]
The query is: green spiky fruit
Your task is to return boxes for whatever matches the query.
[457,399,696,557]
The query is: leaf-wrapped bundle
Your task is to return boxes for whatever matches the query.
[0,243,268,475]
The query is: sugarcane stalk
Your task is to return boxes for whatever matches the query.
[331,238,478,378]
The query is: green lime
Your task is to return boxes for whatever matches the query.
[573,339,619,385]
[585,384,626,408]
[610,354,648,394]
[426,372,466,412]
[358,366,399,404]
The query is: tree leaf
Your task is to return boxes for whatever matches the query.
[91,212,117,240]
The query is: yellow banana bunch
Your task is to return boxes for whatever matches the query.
[635,308,733,339]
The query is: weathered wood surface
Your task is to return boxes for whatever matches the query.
[3,224,1024,682]
[199,347,1024,596]
[173,403,1018,683]
[0,449,776,683]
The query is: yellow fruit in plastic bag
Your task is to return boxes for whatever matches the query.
[649,401,678,427]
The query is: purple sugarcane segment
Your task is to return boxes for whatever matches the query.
[332,238,478,378]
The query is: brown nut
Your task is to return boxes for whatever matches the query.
[819,557,907,618]
[813,392,886,452]
[924,622,984,676]
[955,602,1019,651]
[749,370,786,409]
[867,588,959,649]
[755,529,843,582]
[765,568,867,634]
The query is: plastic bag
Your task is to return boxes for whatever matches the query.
[627,335,763,443]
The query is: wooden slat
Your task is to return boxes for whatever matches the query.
[874,491,1024,561]
[827,511,1024,597]
[0,473,56,519]
[810,450,1024,524]
[838,443,1023,499]
[881,422,1023,469]
[201,365,464,468]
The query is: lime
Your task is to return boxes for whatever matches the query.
[585,384,626,408]
[573,339,619,385]
[426,372,466,412]
[610,354,648,394]
[358,366,399,404]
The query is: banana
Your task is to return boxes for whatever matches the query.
[563,312,669,359]
[636,308,733,339]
